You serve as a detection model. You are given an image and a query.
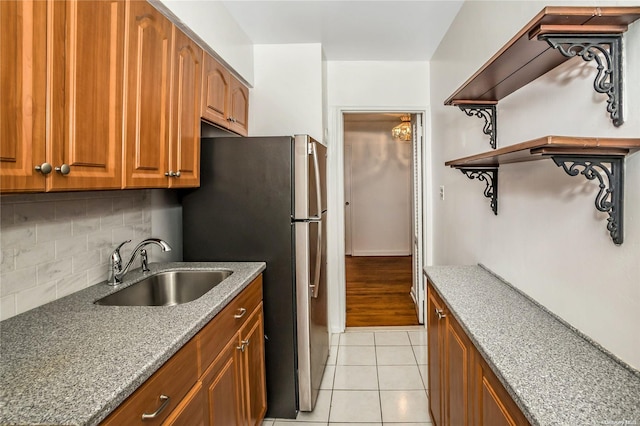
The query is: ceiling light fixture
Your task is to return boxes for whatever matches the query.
[392,115,412,141]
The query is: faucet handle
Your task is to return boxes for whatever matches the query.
[111,240,131,264]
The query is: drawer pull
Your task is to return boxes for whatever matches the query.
[234,307,247,319]
[141,394,170,420]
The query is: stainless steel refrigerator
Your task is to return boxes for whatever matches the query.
[181,135,328,419]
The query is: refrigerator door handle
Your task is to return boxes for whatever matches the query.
[310,217,322,298]
[311,142,323,219]
[308,141,324,299]
[293,217,321,223]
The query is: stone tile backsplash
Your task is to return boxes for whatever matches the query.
[0,190,152,320]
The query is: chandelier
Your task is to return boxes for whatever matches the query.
[391,115,412,141]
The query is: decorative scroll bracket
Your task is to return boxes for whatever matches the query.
[459,168,498,215]
[457,104,497,149]
[551,155,624,245]
[539,34,623,127]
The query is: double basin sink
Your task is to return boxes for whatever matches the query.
[95,270,233,306]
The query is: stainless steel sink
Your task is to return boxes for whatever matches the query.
[95,270,233,306]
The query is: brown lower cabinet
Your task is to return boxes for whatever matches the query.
[427,281,530,426]
[101,275,266,426]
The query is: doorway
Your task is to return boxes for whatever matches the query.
[342,112,423,327]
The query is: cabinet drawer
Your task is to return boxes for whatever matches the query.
[101,339,198,426]
[198,275,262,375]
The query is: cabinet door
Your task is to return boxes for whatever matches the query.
[427,285,445,426]
[228,76,249,136]
[445,313,474,426]
[475,356,530,426]
[123,0,172,188]
[161,382,206,426]
[201,53,231,129]
[0,0,47,193]
[168,27,201,188]
[202,336,244,426]
[48,0,124,191]
[240,303,267,426]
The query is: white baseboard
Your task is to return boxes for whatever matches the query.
[350,249,411,257]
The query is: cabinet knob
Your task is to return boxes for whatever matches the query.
[55,164,71,175]
[165,171,174,177]
[227,117,237,123]
[34,162,52,175]
[174,170,181,177]
[435,308,446,320]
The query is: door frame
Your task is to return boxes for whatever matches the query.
[327,106,432,333]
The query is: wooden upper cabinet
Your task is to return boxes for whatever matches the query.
[229,77,249,137]
[0,0,47,193]
[48,0,125,191]
[201,52,249,136]
[168,27,201,188]
[123,0,172,188]
[1,0,124,193]
[201,53,231,129]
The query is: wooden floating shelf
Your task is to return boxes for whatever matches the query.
[444,6,640,106]
[445,136,640,168]
[447,136,639,245]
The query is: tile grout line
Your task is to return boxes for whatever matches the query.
[375,331,383,424]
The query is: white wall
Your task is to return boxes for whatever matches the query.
[326,61,430,332]
[156,0,254,84]
[430,1,640,368]
[345,119,412,256]
[249,44,324,141]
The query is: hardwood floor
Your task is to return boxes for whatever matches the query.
[345,256,418,327]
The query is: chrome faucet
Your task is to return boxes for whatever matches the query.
[108,238,172,285]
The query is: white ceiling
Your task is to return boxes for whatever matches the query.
[220,1,464,61]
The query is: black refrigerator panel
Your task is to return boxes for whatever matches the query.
[181,136,299,418]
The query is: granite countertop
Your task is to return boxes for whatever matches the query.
[425,265,640,426]
[0,261,266,426]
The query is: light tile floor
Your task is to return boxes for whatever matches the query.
[262,326,432,426]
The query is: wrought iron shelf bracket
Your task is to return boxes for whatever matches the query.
[457,104,497,149]
[459,168,498,215]
[539,34,624,127]
[551,155,625,245]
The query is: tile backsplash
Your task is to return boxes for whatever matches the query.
[0,190,152,320]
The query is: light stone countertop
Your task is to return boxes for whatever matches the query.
[0,261,266,426]
[425,265,640,426]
